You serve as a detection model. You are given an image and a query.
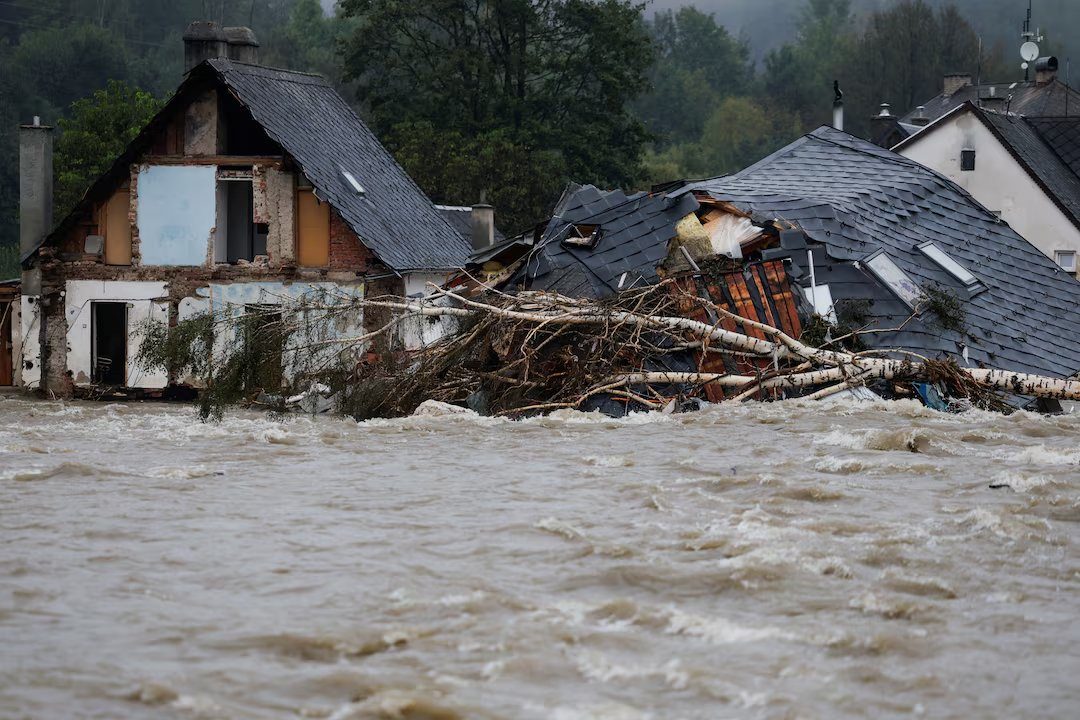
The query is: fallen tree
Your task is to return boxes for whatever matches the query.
[137,280,1080,419]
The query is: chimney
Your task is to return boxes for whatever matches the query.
[20,117,53,292]
[980,85,1005,111]
[943,72,972,97]
[224,26,260,65]
[832,80,844,132]
[1034,56,1058,86]
[870,102,896,145]
[470,203,495,252]
[183,21,259,71]
[911,105,930,127]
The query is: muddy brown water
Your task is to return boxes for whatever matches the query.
[1,396,1078,719]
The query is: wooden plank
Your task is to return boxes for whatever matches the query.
[104,188,132,266]
[297,189,330,267]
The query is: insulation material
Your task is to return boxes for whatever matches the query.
[136,165,216,266]
[702,212,760,259]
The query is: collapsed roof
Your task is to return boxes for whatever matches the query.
[513,127,1080,380]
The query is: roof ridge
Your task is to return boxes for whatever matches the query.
[210,58,327,79]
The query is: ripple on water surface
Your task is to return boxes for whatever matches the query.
[0,395,1078,719]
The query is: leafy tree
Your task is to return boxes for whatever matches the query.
[338,0,654,231]
[53,81,163,218]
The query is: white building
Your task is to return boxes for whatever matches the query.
[894,102,1080,277]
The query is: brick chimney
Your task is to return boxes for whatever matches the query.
[943,72,972,97]
[183,21,259,72]
[19,117,53,294]
[1034,56,1059,86]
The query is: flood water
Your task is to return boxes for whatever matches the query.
[1,395,1078,719]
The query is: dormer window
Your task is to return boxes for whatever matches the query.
[918,242,979,287]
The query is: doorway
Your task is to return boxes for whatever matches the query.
[92,302,127,385]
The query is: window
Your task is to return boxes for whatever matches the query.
[864,250,922,309]
[918,242,978,286]
[1055,250,1077,272]
[297,188,330,267]
[214,168,266,263]
[960,149,976,171]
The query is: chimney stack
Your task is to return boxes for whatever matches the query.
[832,80,844,132]
[183,21,259,72]
[19,117,53,293]
[1034,56,1058,86]
[470,202,495,252]
[943,72,972,97]
[911,105,930,127]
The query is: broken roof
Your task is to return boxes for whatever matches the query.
[899,78,1080,128]
[511,183,699,298]
[679,126,1080,379]
[30,59,470,273]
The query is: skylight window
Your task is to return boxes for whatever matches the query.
[341,169,365,196]
[863,250,922,309]
[918,242,978,286]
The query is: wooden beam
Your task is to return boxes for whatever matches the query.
[141,155,286,167]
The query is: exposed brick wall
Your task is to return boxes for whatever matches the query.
[329,208,373,271]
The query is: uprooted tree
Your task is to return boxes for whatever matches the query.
[135,279,1080,420]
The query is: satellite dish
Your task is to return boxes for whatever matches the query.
[1020,41,1040,62]
[1021,62,1029,70]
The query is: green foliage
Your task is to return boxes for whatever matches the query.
[339,0,655,232]
[920,283,966,334]
[53,81,163,218]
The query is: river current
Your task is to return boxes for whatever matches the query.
[1,395,1077,719]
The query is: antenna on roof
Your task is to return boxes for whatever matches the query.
[1020,0,1043,82]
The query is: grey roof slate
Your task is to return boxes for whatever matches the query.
[512,183,699,298]
[899,79,1080,127]
[979,110,1080,232]
[1027,116,1080,177]
[682,126,1080,379]
[205,59,469,271]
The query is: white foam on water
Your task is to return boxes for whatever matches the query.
[572,649,688,690]
[663,607,787,645]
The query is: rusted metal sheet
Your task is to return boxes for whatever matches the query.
[673,259,802,402]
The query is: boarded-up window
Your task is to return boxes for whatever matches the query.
[104,188,132,265]
[297,189,329,267]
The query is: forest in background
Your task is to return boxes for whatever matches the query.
[1,0,1076,278]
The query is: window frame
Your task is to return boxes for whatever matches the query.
[960,148,976,172]
[917,241,980,288]
[862,249,923,310]
[1054,250,1077,272]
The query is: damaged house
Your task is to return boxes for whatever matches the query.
[497,126,1080,402]
[15,23,470,397]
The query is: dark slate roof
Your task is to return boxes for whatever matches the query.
[899,79,1080,127]
[207,60,470,271]
[436,206,505,248]
[512,184,699,298]
[1028,116,1080,177]
[978,110,1080,231]
[681,126,1080,379]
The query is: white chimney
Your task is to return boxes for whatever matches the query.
[832,80,844,132]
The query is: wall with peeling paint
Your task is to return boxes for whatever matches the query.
[19,297,39,389]
[64,280,170,388]
[136,166,217,266]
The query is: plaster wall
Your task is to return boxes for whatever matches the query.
[400,271,455,350]
[64,280,169,389]
[136,165,217,266]
[898,114,1080,276]
[19,296,39,389]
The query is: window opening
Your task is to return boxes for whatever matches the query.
[92,301,127,385]
[960,149,976,171]
[1055,250,1077,272]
